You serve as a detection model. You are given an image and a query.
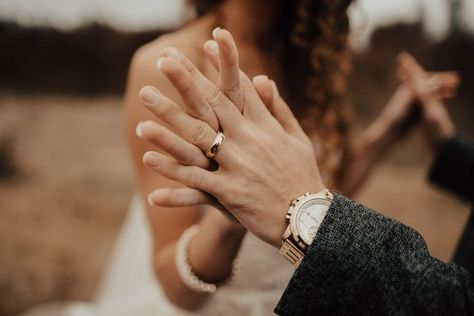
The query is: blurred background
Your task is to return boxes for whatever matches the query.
[0,0,473,314]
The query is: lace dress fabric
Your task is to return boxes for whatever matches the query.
[94,196,295,316]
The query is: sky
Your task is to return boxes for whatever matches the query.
[0,0,473,49]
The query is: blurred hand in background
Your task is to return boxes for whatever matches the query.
[398,52,459,151]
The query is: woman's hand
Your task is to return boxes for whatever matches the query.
[139,29,325,247]
[337,53,460,195]
[398,52,458,151]
[374,53,459,149]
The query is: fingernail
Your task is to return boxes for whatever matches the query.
[212,27,221,39]
[156,56,164,69]
[205,40,219,54]
[252,75,268,85]
[143,151,160,167]
[136,122,144,138]
[164,48,181,60]
[139,87,160,105]
[147,193,155,206]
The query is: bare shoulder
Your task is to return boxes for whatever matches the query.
[128,18,213,88]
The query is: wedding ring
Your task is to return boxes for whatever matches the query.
[205,132,225,159]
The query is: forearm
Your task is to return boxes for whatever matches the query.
[155,210,246,310]
[276,195,474,315]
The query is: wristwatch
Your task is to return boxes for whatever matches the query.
[279,189,334,266]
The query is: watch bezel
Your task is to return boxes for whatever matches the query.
[286,191,333,248]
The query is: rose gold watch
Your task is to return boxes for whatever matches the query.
[279,189,334,266]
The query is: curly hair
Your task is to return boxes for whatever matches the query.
[189,0,353,187]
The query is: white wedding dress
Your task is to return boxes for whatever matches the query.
[22,196,294,316]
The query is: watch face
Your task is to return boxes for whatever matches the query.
[295,199,331,244]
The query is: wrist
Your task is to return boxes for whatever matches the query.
[271,185,327,247]
[186,214,245,285]
[203,210,247,242]
[278,189,333,266]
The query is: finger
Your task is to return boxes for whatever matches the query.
[143,151,217,194]
[209,29,272,120]
[408,74,459,101]
[427,72,460,100]
[139,86,217,152]
[148,187,220,209]
[136,120,211,169]
[148,187,236,221]
[253,76,306,138]
[437,72,461,97]
[157,54,219,131]
[253,75,273,111]
[436,71,460,86]
[203,40,220,71]
[212,28,243,111]
[398,52,426,79]
[159,49,243,131]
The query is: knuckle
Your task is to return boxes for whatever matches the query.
[194,106,214,122]
[187,169,203,188]
[156,102,179,121]
[190,122,211,146]
[182,154,197,167]
[187,64,199,78]
[225,80,241,94]
[182,149,207,168]
[240,77,255,92]
[227,179,244,198]
[180,80,194,97]
[206,87,226,107]
[224,57,238,69]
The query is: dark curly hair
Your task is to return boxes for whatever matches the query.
[190,0,354,187]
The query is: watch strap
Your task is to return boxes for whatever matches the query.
[279,239,304,267]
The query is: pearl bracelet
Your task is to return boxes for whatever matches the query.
[175,224,240,294]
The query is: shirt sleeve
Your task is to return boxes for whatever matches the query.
[275,194,474,315]
[429,136,474,203]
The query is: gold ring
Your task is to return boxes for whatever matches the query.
[205,132,225,159]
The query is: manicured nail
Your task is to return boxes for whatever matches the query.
[139,86,160,105]
[136,122,144,138]
[164,48,181,60]
[205,40,219,54]
[147,193,155,206]
[143,151,160,167]
[156,56,165,69]
[212,27,221,39]
[252,75,267,87]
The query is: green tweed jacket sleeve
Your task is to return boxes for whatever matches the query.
[275,195,474,315]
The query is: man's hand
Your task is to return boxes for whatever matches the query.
[137,28,325,247]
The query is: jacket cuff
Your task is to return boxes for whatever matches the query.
[429,136,474,203]
[274,194,400,315]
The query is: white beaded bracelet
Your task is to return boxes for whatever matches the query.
[175,224,240,294]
